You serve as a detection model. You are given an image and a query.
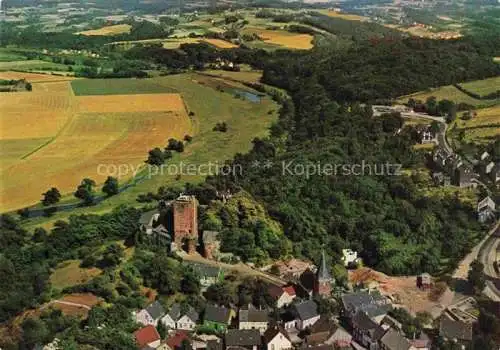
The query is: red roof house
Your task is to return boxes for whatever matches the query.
[134,325,161,348]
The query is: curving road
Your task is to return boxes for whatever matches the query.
[478,223,500,301]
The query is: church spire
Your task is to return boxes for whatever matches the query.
[317,249,332,281]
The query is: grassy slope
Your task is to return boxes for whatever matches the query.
[70,78,178,95]
[21,73,278,230]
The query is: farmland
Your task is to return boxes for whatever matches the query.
[1,71,277,221]
[242,27,314,50]
[458,76,500,97]
[77,24,132,36]
[453,105,500,145]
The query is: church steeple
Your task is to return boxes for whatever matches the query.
[315,250,333,297]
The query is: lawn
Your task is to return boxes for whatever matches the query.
[0,49,27,62]
[18,72,278,228]
[71,78,178,95]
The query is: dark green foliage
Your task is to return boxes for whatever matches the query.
[133,251,181,295]
[468,259,486,294]
[146,147,165,166]
[41,187,61,206]
[166,138,185,153]
[102,176,119,197]
[99,243,125,268]
[213,122,228,132]
[204,281,235,307]
[389,308,423,338]
[74,178,96,205]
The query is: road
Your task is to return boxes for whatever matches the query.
[478,223,500,301]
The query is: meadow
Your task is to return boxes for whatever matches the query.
[454,105,500,144]
[1,71,278,226]
[242,27,314,50]
[458,76,500,97]
[71,78,178,95]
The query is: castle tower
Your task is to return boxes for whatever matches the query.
[173,195,198,253]
[314,250,333,297]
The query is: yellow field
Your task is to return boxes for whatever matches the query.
[0,71,76,82]
[203,69,263,83]
[201,38,238,48]
[162,38,201,49]
[455,106,500,144]
[243,27,314,50]
[77,24,131,36]
[0,81,192,212]
[76,93,185,113]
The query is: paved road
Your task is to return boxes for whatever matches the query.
[478,223,500,301]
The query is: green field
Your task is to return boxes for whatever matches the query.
[459,76,500,97]
[0,49,27,62]
[0,59,67,71]
[20,73,279,230]
[71,78,179,95]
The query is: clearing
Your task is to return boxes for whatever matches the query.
[50,260,102,290]
[458,76,500,97]
[349,267,454,317]
[77,24,131,36]
[453,105,500,144]
[0,71,75,82]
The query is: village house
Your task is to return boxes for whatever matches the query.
[225,329,262,350]
[341,249,360,267]
[263,325,293,350]
[379,329,413,350]
[477,196,496,223]
[416,125,437,144]
[480,151,490,161]
[351,311,386,350]
[161,303,199,331]
[454,166,476,188]
[202,230,220,260]
[203,305,235,333]
[485,161,495,174]
[187,262,225,290]
[439,317,473,348]
[139,210,161,235]
[166,330,190,350]
[136,301,166,327]
[271,258,312,279]
[283,300,320,331]
[268,285,296,309]
[305,316,352,348]
[238,307,269,334]
[134,325,161,349]
[416,273,432,290]
[341,290,392,324]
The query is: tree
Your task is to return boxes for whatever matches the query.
[102,176,119,196]
[468,259,486,293]
[204,281,235,306]
[181,268,201,295]
[41,187,61,206]
[21,318,49,348]
[74,178,96,205]
[146,147,165,166]
[100,243,124,268]
[157,320,167,338]
[429,121,441,134]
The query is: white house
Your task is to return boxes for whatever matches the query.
[268,285,296,309]
[486,161,495,174]
[478,196,496,223]
[341,249,360,267]
[263,326,292,350]
[161,303,199,330]
[136,301,166,327]
[239,308,269,334]
[295,300,320,330]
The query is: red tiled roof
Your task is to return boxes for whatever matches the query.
[134,325,160,348]
[282,285,296,296]
[167,330,189,349]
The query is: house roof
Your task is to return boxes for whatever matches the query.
[184,307,199,323]
[203,231,219,244]
[263,325,290,344]
[352,311,380,332]
[239,309,269,323]
[478,196,495,212]
[294,300,319,321]
[188,262,222,278]
[166,330,189,349]
[317,250,332,281]
[140,210,159,226]
[439,317,473,341]
[306,316,338,345]
[134,325,161,348]
[169,303,181,321]
[206,339,223,350]
[341,290,390,317]
[146,301,166,320]
[205,305,232,324]
[380,329,411,350]
[225,329,262,346]
[282,285,296,296]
